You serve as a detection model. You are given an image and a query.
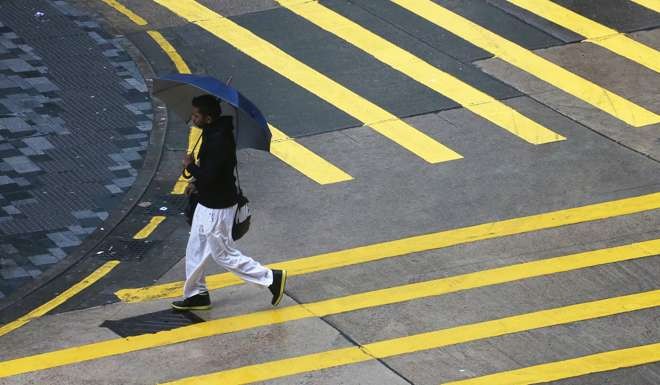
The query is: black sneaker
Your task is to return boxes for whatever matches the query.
[171,292,211,311]
[268,269,287,306]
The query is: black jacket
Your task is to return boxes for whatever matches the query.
[186,116,238,209]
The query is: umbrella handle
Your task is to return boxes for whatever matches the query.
[182,131,203,179]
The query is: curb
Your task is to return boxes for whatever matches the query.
[0,17,168,314]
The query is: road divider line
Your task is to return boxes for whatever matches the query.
[100,0,148,26]
[0,261,120,338]
[152,0,463,163]
[3,239,658,377]
[146,30,190,73]
[630,0,660,13]
[278,0,564,144]
[508,0,660,73]
[133,216,166,239]
[158,290,660,384]
[391,0,660,127]
[444,342,660,385]
[115,191,660,303]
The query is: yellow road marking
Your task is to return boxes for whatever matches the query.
[145,29,352,188]
[391,0,660,127]
[133,216,166,239]
[171,126,202,195]
[171,179,189,195]
[0,261,119,338]
[269,124,353,184]
[4,239,658,377]
[147,30,190,73]
[631,0,660,13]
[116,191,660,302]
[444,342,660,385]
[169,104,352,190]
[152,0,463,163]
[100,0,148,26]
[278,0,564,144]
[146,29,199,195]
[159,290,660,384]
[509,0,660,74]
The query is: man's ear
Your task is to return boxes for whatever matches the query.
[205,116,212,124]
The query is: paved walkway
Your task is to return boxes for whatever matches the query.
[0,0,152,299]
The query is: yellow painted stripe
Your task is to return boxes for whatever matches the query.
[116,191,660,302]
[145,30,352,188]
[171,123,354,189]
[509,0,660,74]
[145,29,199,194]
[278,0,564,144]
[0,261,119,338]
[444,342,660,385]
[171,126,202,195]
[4,239,657,377]
[159,290,660,384]
[631,0,660,13]
[171,179,190,195]
[150,28,201,193]
[100,0,148,26]
[133,216,166,239]
[269,124,353,184]
[392,0,660,127]
[152,0,463,163]
[147,30,191,73]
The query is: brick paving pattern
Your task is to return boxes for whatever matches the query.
[0,0,152,298]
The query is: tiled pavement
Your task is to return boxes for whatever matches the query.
[0,0,152,298]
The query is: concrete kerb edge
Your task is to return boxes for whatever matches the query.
[0,18,168,315]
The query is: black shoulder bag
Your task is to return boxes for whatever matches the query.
[232,114,251,241]
[232,166,251,241]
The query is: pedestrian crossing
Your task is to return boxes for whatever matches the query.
[278,0,565,145]
[2,236,658,378]
[112,0,657,186]
[153,0,463,165]
[115,191,660,303]
[1,1,657,384]
[508,0,660,73]
[157,290,660,384]
[391,0,660,127]
[147,27,353,188]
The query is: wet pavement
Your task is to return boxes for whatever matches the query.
[0,0,152,300]
[0,0,659,384]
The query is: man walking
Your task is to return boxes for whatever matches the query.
[172,94,286,311]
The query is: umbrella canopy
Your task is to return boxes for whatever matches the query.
[152,74,271,152]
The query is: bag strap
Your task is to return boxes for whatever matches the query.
[235,161,242,194]
[234,106,243,195]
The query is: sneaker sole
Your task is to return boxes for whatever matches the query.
[171,304,212,311]
[272,270,287,307]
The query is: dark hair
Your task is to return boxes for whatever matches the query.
[192,94,222,120]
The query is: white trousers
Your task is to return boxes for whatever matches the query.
[183,202,273,299]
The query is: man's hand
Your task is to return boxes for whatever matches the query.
[183,153,195,169]
[184,182,197,196]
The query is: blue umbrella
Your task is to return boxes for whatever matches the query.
[152,74,271,152]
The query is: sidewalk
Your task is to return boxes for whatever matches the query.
[0,0,152,299]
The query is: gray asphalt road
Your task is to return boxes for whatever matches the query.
[1,0,659,384]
